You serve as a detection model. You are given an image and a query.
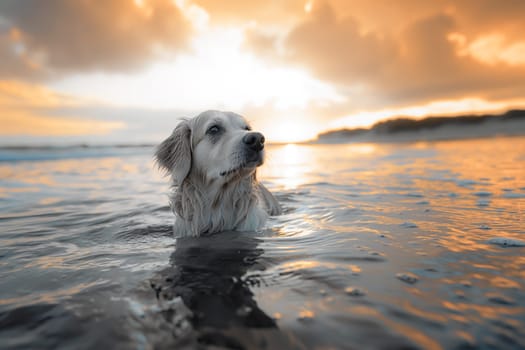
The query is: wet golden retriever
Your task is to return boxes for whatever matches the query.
[156,110,281,237]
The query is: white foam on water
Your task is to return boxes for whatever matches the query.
[487,237,525,247]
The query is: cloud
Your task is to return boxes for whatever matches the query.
[191,0,305,25]
[284,2,395,84]
[0,80,197,145]
[1,111,124,137]
[446,0,525,38]
[0,80,85,108]
[0,0,191,79]
[2,0,525,145]
[0,81,124,137]
[244,0,525,107]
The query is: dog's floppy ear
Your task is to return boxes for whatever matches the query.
[155,120,192,185]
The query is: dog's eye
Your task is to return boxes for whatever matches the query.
[207,125,221,135]
[244,125,251,131]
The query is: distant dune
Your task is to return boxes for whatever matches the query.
[313,109,525,144]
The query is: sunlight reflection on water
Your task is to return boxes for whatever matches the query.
[259,137,525,349]
[0,138,524,349]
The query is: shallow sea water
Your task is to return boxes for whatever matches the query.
[0,137,524,349]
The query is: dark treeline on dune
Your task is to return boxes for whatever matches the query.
[372,109,525,133]
[315,109,525,143]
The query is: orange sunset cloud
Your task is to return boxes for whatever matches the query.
[0,81,124,137]
[0,0,524,144]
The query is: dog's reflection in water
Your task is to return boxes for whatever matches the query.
[150,231,299,349]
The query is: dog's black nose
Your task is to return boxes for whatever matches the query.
[243,132,265,151]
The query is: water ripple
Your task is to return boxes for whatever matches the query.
[1,139,525,349]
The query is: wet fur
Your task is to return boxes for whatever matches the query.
[155,110,281,237]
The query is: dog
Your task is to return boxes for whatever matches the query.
[155,110,282,237]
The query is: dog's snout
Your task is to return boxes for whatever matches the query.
[243,132,265,151]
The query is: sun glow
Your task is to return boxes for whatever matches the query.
[262,119,319,144]
[50,27,341,112]
[304,1,314,13]
[47,24,343,143]
[132,0,153,17]
[262,143,313,190]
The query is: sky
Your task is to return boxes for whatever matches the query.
[1,0,525,144]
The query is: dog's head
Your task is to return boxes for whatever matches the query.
[155,110,265,185]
